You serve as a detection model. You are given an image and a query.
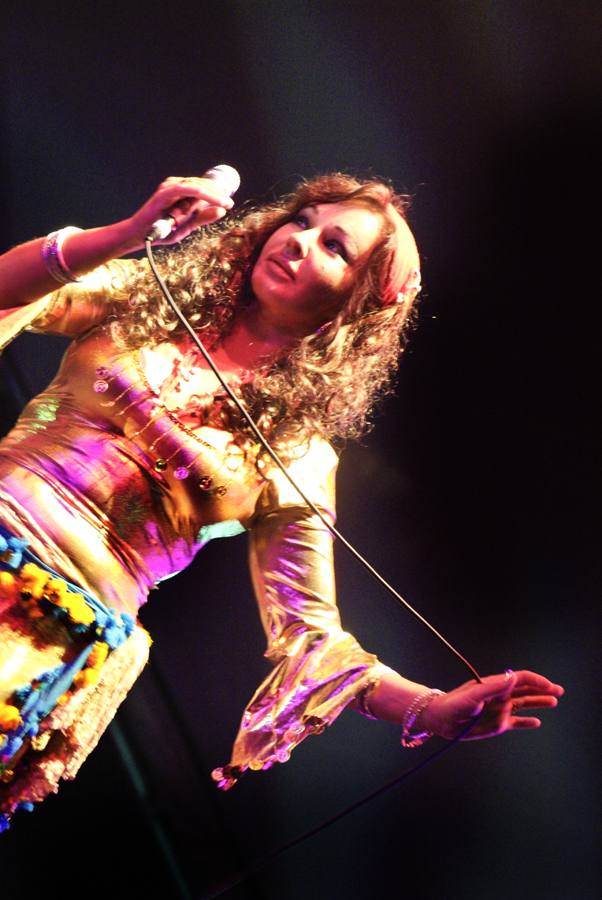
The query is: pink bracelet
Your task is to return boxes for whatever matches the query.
[41,227,83,284]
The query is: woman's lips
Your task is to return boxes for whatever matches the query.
[267,256,295,280]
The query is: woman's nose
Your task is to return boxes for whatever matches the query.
[285,229,312,258]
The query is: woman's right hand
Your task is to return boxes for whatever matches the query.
[0,175,235,310]
[125,175,235,249]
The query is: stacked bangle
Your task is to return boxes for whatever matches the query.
[401,688,445,748]
[357,679,380,720]
[41,227,83,284]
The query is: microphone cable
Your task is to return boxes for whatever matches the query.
[195,714,483,900]
[145,236,486,899]
[145,237,481,685]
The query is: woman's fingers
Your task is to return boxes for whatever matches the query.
[511,694,560,711]
[508,670,564,696]
[508,716,543,730]
[128,176,235,247]
[424,670,563,741]
[160,204,227,244]
[162,175,234,221]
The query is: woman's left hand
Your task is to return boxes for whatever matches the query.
[420,670,564,740]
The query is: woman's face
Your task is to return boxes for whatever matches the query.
[250,202,383,335]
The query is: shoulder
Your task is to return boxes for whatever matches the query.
[254,437,339,519]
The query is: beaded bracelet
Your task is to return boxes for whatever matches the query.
[401,688,445,748]
[41,227,83,284]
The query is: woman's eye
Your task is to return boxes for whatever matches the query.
[325,239,347,260]
[295,214,309,228]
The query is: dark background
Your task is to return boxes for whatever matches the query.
[0,3,600,898]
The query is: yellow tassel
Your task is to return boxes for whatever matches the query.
[19,563,49,600]
[64,594,95,626]
[45,577,69,606]
[87,642,109,670]
[0,703,21,732]
[73,668,99,689]
[0,571,19,602]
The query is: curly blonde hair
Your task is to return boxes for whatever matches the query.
[113,174,421,463]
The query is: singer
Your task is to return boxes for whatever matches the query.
[0,173,562,827]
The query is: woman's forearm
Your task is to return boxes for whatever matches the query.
[0,220,139,310]
[0,174,235,311]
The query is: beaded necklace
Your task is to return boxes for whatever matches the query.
[91,347,245,497]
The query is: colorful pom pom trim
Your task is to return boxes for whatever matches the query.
[0,522,137,819]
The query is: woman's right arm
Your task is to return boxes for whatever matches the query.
[0,176,234,310]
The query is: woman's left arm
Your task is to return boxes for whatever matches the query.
[220,441,383,783]
[219,441,562,787]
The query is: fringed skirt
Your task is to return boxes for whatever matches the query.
[0,521,150,830]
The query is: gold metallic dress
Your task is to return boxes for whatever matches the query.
[0,261,381,810]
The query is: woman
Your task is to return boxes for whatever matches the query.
[0,173,562,825]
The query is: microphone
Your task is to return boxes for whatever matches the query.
[146,164,240,242]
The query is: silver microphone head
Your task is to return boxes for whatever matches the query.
[203,164,241,198]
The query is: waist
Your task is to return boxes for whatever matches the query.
[0,466,155,615]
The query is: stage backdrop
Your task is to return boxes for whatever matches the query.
[1,4,600,899]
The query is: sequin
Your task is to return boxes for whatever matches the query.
[214,485,227,498]
[174,467,189,480]
[275,747,291,763]
[154,459,168,472]
[93,380,109,393]
[284,724,305,742]
[199,476,213,490]
[95,366,110,378]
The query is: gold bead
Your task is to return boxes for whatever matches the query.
[154,458,168,472]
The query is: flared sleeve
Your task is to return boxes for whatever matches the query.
[216,440,382,789]
[0,259,139,352]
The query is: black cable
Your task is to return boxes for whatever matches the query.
[194,714,484,900]
[145,239,482,685]
[145,238,487,899]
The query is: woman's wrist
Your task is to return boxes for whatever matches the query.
[60,218,142,275]
[414,688,446,735]
[402,688,446,746]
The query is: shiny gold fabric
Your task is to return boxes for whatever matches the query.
[233,450,378,771]
[0,262,380,787]
[0,626,150,813]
